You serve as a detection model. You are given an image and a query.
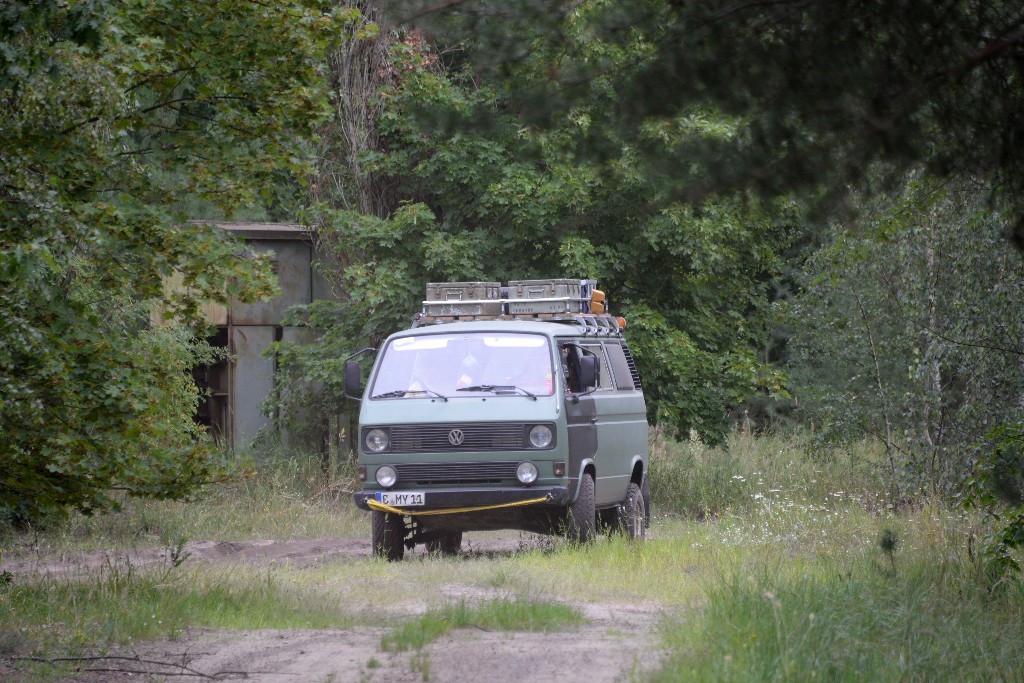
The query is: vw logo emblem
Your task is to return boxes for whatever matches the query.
[448,429,465,446]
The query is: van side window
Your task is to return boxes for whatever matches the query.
[605,343,636,391]
[581,343,614,391]
[558,342,581,393]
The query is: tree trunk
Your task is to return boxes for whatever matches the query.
[313,2,396,217]
[854,283,900,498]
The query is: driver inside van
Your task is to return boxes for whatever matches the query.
[408,362,443,393]
[506,346,554,395]
[455,352,478,388]
[408,349,478,392]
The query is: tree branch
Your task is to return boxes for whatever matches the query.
[10,654,251,679]
[400,0,474,24]
[126,66,197,93]
[964,24,1024,67]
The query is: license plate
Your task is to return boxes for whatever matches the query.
[377,491,425,507]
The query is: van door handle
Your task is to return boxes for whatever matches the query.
[590,417,598,424]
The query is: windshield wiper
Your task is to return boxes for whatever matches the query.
[372,388,448,401]
[372,390,409,399]
[456,385,537,400]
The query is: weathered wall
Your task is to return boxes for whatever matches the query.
[191,223,337,450]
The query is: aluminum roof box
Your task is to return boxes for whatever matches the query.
[421,300,505,318]
[508,279,582,300]
[425,281,501,302]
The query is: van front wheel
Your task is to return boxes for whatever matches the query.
[567,472,597,543]
[371,511,405,561]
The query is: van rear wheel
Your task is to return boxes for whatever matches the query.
[614,482,646,540]
[567,472,597,543]
[371,511,405,561]
[641,477,651,529]
[427,532,463,556]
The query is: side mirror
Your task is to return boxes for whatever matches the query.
[344,360,362,399]
[578,355,598,389]
[342,347,377,400]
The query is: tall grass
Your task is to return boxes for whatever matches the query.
[0,560,355,658]
[654,557,1024,682]
[649,429,887,518]
[1,448,364,551]
[1,432,1022,683]
[644,431,1024,682]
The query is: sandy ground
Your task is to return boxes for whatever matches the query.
[1,536,669,682]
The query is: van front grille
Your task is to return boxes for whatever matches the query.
[394,461,519,485]
[387,423,527,452]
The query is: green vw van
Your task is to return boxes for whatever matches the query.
[345,280,649,560]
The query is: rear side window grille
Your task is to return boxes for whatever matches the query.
[621,344,642,389]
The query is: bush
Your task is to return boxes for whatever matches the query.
[649,430,886,518]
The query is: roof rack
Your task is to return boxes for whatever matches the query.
[412,279,624,336]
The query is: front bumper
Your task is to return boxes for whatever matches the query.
[353,485,569,511]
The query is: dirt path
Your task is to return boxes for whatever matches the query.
[2,537,668,682]
[79,606,660,682]
[1,537,373,578]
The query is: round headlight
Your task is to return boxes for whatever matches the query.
[529,425,553,449]
[365,428,389,453]
[375,465,398,488]
[516,461,539,485]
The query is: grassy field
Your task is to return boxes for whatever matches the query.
[1,449,367,550]
[2,434,1022,681]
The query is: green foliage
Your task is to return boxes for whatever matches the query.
[786,177,1024,494]
[879,527,899,573]
[276,20,801,441]
[649,430,885,519]
[625,303,786,445]
[0,447,363,549]
[394,0,1024,448]
[655,560,1024,682]
[964,421,1024,577]
[975,423,1024,509]
[786,175,1024,579]
[1,304,229,517]
[1,432,1021,680]
[412,0,1024,223]
[1,0,342,519]
[0,561,353,658]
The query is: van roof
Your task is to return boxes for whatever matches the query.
[391,317,623,340]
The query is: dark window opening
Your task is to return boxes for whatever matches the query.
[193,326,230,444]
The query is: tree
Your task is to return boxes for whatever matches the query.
[394,0,1024,225]
[0,1,341,519]
[387,0,1024,569]
[273,10,798,443]
[787,176,1024,496]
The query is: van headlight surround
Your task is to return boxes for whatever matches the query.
[375,465,398,488]
[528,424,553,449]
[365,428,389,453]
[516,461,539,485]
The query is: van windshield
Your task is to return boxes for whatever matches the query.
[370,333,554,398]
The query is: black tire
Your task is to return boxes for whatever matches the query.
[615,482,646,540]
[427,531,463,556]
[641,476,651,529]
[371,510,405,561]
[567,472,597,543]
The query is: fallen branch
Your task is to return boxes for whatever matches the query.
[10,654,251,680]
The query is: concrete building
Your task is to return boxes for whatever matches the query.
[188,222,336,450]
